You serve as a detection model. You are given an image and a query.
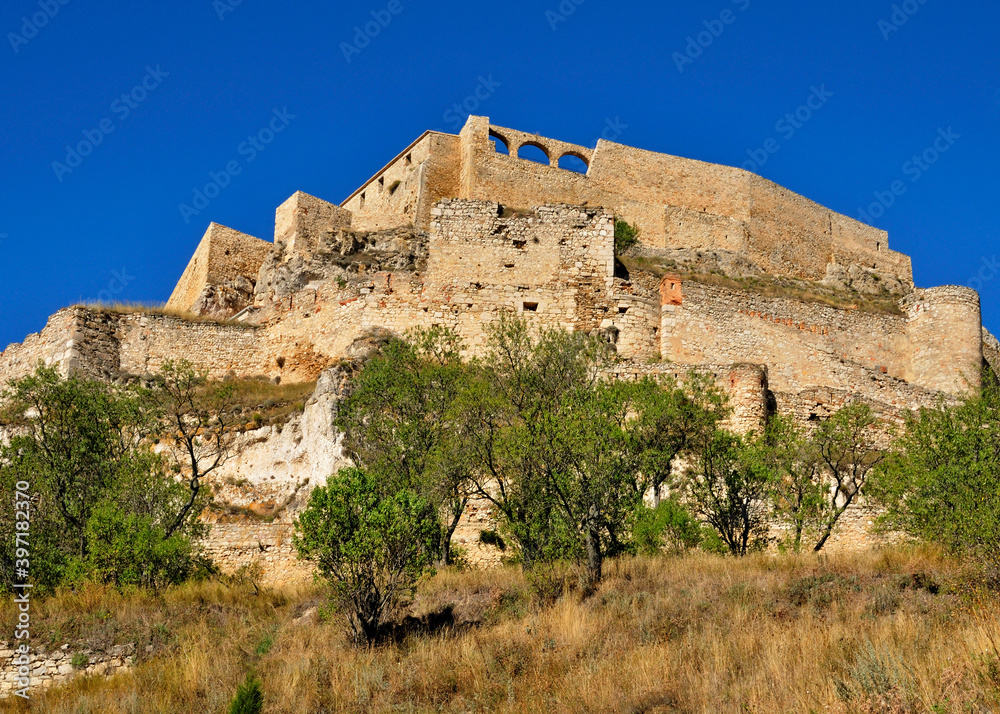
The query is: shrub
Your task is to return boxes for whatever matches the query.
[293,468,439,643]
[228,674,264,714]
[70,653,89,669]
[254,633,274,657]
[614,219,640,254]
[834,640,917,712]
[870,381,1000,557]
[83,504,197,589]
[0,366,208,594]
[479,530,507,550]
[633,499,702,555]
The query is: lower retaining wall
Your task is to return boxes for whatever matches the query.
[0,642,134,699]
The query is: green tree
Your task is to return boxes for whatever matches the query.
[630,372,728,508]
[228,674,264,714]
[685,430,773,556]
[455,314,644,586]
[153,360,235,538]
[811,403,886,552]
[543,379,645,587]
[84,503,196,588]
[455,315,606,570]
[764,416,826,553]
[633,497,703,555]
[614,218,640,254]
[869,384,1000,555]
[0,366,207,592]
[336,327,471,565]
[293,468,439,643]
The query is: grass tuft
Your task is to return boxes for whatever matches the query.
[4,549,1000,713]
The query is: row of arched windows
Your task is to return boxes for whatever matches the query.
[489,130,589,175]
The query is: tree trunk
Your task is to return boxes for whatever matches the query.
[437,497,467,567]
[813,525,833,552]
[584,521,602,591]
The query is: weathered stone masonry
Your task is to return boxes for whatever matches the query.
[1,115,993,579]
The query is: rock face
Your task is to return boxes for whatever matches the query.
[199,367,353,582]
[254,226,428,305]
[190,276,256,320]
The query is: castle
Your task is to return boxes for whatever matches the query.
[2,115,995,574]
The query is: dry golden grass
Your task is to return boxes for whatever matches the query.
[74,302,237,325]
[199,377,317,430]
[4,548,1000,713]
[622,257,905,317]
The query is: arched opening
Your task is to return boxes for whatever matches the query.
[558,153,589,174]
[489,130,510,155]
[517,142,550,166]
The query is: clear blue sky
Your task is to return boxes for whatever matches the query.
[2,0,998,350]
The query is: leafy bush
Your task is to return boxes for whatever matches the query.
[70,653,89,669]
[614,219,640,254]
[633,499,702,555]
[83,504,197,588]
[479,530,506,550]
[293,468,439,643]
[684,430,772,556]
[228,674,264,714]
[0,366,209,594]
[870,381,1000,557]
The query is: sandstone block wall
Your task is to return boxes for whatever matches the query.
[0,308,271,385]
[116,313,267,379]
[166,223,272,313]
[341,131,462,233]
[255,200,657,366]
[657,275,979,398]
[450,116,912,286]
[275,191,352,254]
[902,286,983,395]
[0,308,93,384]
[0,642,135,698]
[984,327,1000,378]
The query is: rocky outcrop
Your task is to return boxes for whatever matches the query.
[199,367,353,581]
[823,261,911,296]
[190,276,256,319]
[254,226,429,305]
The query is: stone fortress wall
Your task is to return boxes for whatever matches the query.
[0,115,993,577]
[342,116,912,287]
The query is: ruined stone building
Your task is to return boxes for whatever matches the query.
[1,116,994,576]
